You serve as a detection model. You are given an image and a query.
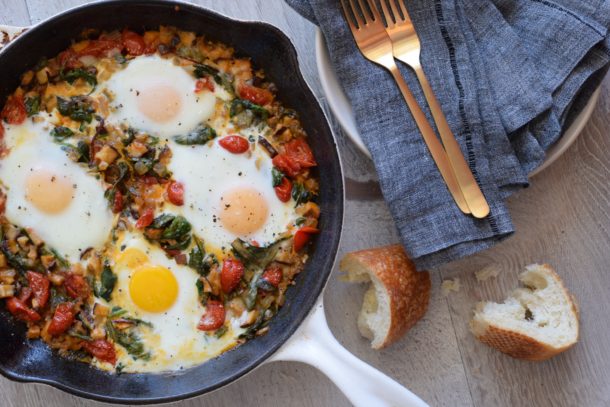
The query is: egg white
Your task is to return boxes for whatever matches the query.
[0,119,113,260]
[104,230,244,372]
[165,138,297,251]
[101,55,217,139]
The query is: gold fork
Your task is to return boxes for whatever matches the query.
[377,0,490,218]
[339,0,470,215]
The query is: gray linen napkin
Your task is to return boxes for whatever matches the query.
[286,0,610,268]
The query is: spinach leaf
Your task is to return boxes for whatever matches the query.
[193,63,220,80]
[150,213,176,229]
[231,238,283,270]
[188,236,216,276]
[176,46,204,63]
[161,216,192,240]
[109,306,127,318]
[24,95,40,117]
[146,214,192,251]
[105,320,150,361]
[96,263,117,301]
[0,243,29,273]
[271,168,284,187]
[51,126,74,141]
[61,140,90,163]
[56,96,94,123]
[61,68,97,88]
[291,183,312,207]
[230,99,268,127]
[195,278,209,305]
[193,63,234,93]
[69,332,92,341]
[245,268,264,310]
[174,125,217,145]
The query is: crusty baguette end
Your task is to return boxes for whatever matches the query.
[340,245,430,349]
[470,264,579,361]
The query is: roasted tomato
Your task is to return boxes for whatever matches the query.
[112,190,124,213]
[272,154,300,178]
[261,264,282,288]
[167,181,185,206]
[57,49,81,69]
[64,273,90,300]
[47,302,76,336]
[136,207,155,229]
[26,271,50,308]
[6,297,41,322]
[293,226,320,252]
[197,300,226,331]
[221,258,244,293]
[274,177,292,202]
[238,83,273,106]
[1,94,27,125]
[218,135,249,154]
[78,39,121,57]
[83,339,117,365]
[195,78,215,92]
[122,30,145,56]
[0,122,5,139]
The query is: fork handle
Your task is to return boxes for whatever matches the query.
[413,67,490,218]
[388,65,470,214]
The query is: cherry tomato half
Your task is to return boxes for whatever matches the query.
[167,181,185,206]
[26,271,50,308]
[83,339,117,365]
[219,135,250,154]
[122,30,145,56]
[293,226,320,252]
[274,177,292,202]
[6,297,41,322]
[197,300,226,331]
[47,302,76,336]
[238,84,273,106]
[136,207,155,229]
[221,258,244,294]
[1,95,26,125]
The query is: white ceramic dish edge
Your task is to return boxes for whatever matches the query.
[315,29,602,178]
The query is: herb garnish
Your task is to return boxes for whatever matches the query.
[174,124,217,145]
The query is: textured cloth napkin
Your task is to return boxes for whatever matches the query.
[286,0,610,268]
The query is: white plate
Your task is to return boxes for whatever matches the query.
[315,29,601,177]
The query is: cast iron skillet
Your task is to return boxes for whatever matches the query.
[0,0,343,403]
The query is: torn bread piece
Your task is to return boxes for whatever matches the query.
[470,264,579,361]
[340,245,430,349]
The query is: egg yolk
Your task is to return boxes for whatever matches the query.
[118,248,149,269]
[220,187,269,236]
[25,170,74,214]
[136,84,182,123]
[129,266,179,313]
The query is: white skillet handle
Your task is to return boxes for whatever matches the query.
[0,25,28,51]
[270,299,428,407]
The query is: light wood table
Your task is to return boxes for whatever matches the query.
[1,1,609,406]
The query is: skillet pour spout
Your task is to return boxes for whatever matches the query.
[0,0,343,403]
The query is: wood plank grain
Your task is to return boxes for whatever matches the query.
[0,0,30,26]
[2,0,472,406]
[438,76,610,407]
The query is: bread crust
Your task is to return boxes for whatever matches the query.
[474,324,574,361]
[341,244,430,348]
[472,264,579,361]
